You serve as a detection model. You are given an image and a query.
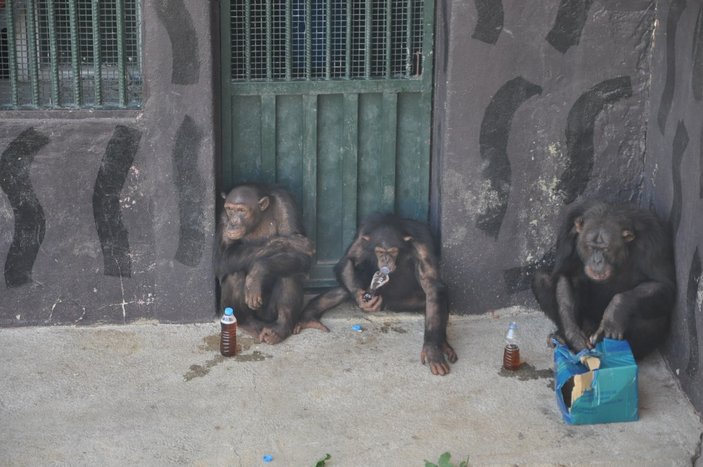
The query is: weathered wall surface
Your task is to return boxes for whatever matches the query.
[434,1,656,313]
[0,0,216,325]
[644,0,703,412]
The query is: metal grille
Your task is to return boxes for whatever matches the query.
[0,0,142,110]
[230,0,425,82]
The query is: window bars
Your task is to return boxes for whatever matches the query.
[230,0,425,82]
[0,0,142,110]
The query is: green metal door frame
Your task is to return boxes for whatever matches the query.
[220,0,436,287]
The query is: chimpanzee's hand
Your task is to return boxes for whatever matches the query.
[356,290,382,312]
[565,327,591,352]
[590,315,626,344]
[245,273,264,310]
[590,298,629,344]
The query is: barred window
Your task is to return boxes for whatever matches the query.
[0,0,142,110]
[230,0,425,82]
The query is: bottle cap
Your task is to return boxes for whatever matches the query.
[224,307,234,316]
[380,266,390,274]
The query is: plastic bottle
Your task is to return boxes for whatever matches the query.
[502,321,520,370]
[362,266,391,302]
[220,307,237,357]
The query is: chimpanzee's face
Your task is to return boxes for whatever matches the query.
[223,202,254,240]
[374,245,400,272]
[575,217,633,282]
[221,187,270,241]
[364,225,411,273]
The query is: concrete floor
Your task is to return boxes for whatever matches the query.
[1,305,701,466]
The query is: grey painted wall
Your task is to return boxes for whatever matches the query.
[644,0,703,413]
[434,1,656,313]
[0,0,216,325]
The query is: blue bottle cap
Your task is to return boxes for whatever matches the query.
[352,324,362,332]
[263,454,273,463]
[380,266,390,274]
[224,307,234,316]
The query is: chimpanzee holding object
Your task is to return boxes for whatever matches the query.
[215,183,314,344]
[294,213,457,376]
[531,201,675,359]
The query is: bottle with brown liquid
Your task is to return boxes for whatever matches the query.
[503,321,520,370]
[220,307,237,357]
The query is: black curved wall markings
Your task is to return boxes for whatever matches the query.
[685,248,701,377]
[0,128,49,287]
[173,115,205,267]
[657,0,687,134]
[555,76,632,204]
[476,77,542,239]
[154,0,200,85]
[92,125,142,278]
[471,0,504,45]
[692,5,703,101]
[546,0,594,53]
[670,121,688,236]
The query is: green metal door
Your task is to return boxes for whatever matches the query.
[220,0,435,287]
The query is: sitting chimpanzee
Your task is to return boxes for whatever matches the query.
[532,201,675,359]
[294,213,457,376]
[215,183,314,344]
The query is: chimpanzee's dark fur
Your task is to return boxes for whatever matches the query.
[532,201,675,359]
[215,183,313,344]
[295,213,457,375]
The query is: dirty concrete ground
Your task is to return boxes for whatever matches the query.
[1,305,701,466]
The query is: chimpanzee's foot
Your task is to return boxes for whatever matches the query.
[547,331,566,348]
[237,322,264,340]
[293,319,330,334]
[259,326,291,344]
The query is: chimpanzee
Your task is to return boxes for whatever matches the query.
[294,213,457,376]
[215,183,314,344]
[531,201,675,359]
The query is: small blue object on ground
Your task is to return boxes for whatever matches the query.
[263,454,273,463]
[351,324,362,332]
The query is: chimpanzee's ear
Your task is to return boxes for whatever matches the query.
[360,235,371,243]
[403,235,413,243]
[622,229,635,242]
[258,196,270,211]
[221,192,227,200]
[574,216,585,234]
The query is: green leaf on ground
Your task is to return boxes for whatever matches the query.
[424,451,469,467]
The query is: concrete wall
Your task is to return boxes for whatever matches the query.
[0,0,216,325]
[644,0,703,413]
[434,0,657,313]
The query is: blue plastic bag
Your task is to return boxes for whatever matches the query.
[553,338,638,425]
